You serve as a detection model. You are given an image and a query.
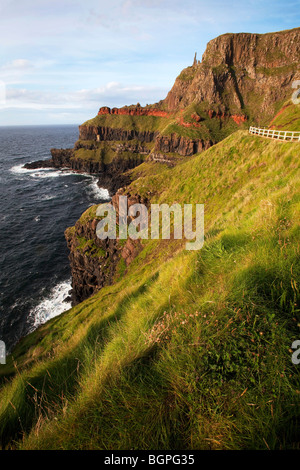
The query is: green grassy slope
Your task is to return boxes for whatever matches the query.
[0,127,299,450]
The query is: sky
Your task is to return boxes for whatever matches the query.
[0,0,299,126]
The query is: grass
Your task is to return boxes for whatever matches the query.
[256,64,298,77]
[0,123,299,449]
[178,66,198,82]
[82,113,165,133]
[76,237,106,257]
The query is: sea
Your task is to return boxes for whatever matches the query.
[0,125,109,352]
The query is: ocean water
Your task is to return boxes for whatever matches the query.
[0,125,109,352]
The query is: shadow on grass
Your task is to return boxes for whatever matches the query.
[0,272,159,448]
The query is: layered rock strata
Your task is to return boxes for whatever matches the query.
[65,191,148,304]
[164,28,300,122]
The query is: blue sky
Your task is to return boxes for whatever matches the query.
[0,0,299,125]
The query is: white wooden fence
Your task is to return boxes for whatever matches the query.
[249,126,300,142]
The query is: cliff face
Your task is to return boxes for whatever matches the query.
[78,124,158,143]
[78,125,213,156]
[97,106,169,117]
[65,191,147,304]
[65,217,120,304]
[164,28,300,123]
[154,134,212,156]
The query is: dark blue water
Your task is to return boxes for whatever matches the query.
[0,125,109,351]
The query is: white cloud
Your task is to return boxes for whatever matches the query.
[1,59,33,74]
[0,59,34,85]
[2,59,32,70]
[1,82,168,112]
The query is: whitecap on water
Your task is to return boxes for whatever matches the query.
[10,163,37,174]
[28,279,72,331]
[37,194,57,202]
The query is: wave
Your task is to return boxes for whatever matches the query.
[10,163,38,174]
[10,166,109,201]
[10,164,80,179]
[28,279,72,331]
[87,177,110,201]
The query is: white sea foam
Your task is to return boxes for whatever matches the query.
[10,164,78,179]
[30,169,77,179]
[88,177,110,200]
[10,164,110,201]
[28,279,72,331]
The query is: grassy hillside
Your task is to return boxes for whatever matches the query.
[269,101,300,131]
[0,127,299,450]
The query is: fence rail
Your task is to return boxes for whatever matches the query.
[249,126,300,142]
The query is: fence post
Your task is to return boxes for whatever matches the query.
[249,127,299,141]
